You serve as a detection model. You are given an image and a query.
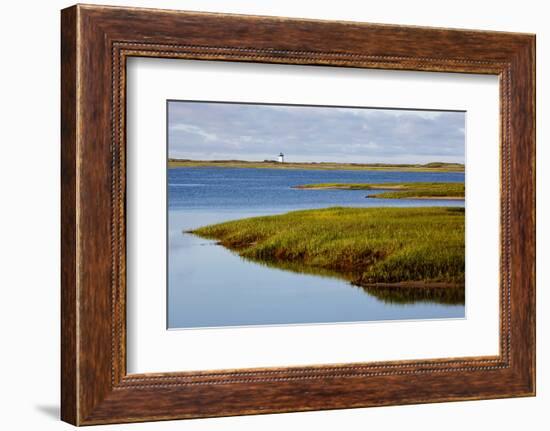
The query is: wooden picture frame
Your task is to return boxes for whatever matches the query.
[61,4,535,425]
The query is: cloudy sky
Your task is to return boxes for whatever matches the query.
[168,101,465,164]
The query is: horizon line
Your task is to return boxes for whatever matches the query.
[167,158,464,166]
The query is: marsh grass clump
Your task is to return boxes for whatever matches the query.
[189,207,465,298]
[294,182,465,199]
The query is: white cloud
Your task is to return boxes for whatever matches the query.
[170,123,218,142]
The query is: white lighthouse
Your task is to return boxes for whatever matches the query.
[278,152,285,163]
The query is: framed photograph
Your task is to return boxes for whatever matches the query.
[61,4,535,425]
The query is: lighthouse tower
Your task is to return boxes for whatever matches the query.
[278,152,285,163]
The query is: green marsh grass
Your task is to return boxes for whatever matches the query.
[294,182,465,199]
[189,207,465,300]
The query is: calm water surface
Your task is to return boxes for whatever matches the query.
[168,167,465,329]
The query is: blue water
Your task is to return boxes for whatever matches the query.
[168,167,465,329]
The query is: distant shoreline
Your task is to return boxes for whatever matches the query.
[168,159,465,173]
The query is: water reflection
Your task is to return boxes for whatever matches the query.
[356,284,465,305]
[207,242,465,306]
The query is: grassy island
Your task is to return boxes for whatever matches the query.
[293,182,465,200]
[169,159,464,173]
[189,207,465,303]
